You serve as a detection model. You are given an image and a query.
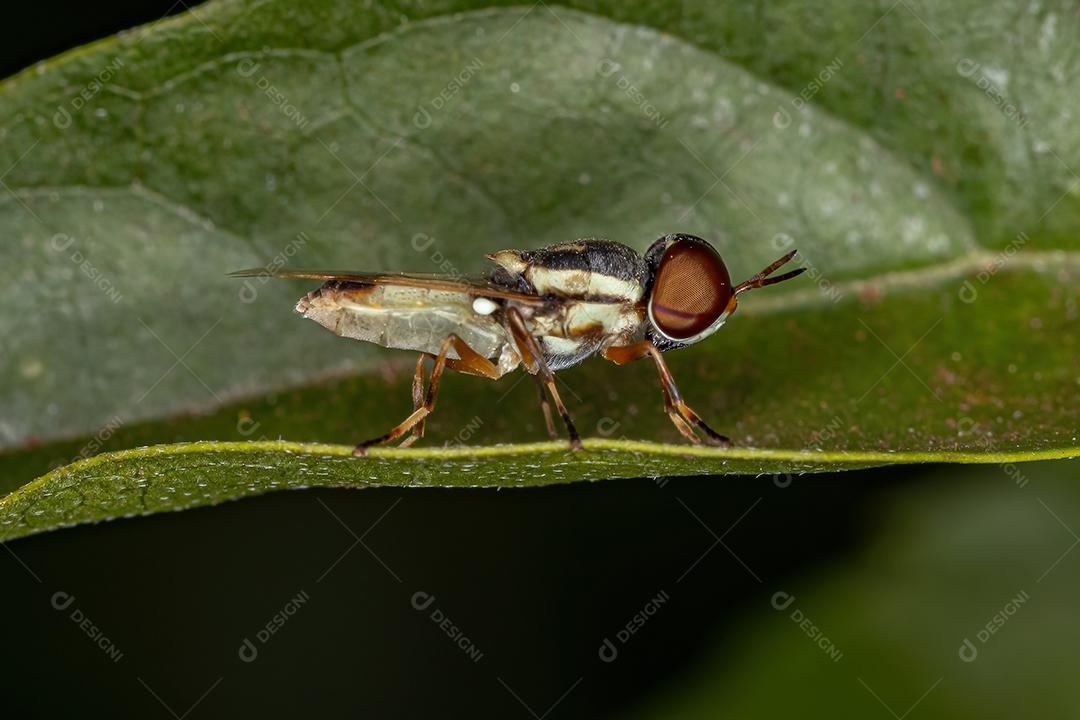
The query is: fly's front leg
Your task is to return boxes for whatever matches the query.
[601,342,696,443]
[645,345,731,447]
[658,384,701,444]
[505,306,582,450]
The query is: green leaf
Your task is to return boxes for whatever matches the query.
[2,440,1076,543]
[2,0,1079,493]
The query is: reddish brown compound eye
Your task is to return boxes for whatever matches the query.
[648,238,733,341]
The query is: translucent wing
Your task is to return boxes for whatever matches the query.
[228,267,545,304]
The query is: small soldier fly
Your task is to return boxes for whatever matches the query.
[231,234,805,455]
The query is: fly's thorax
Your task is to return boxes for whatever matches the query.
[517,296,643,342]
[488,239,648,303]
[564,301,642,339]
[520,299,643,372]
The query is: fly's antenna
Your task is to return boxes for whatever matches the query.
[733,250,806,295]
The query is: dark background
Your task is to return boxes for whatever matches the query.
[3,473,897,717]
[2,4,1076,719]
[3,0,193,80]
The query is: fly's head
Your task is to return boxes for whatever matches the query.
[643,233,806,351]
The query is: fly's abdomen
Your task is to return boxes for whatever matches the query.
[297,282,509,361]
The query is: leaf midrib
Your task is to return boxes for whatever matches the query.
[4,437,1078,510]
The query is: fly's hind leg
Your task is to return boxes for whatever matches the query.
[398,353,429,449]
[353,334,492,456]
[505,306,582,450]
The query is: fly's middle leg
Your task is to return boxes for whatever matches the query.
[506,306,582,451]
[532,373,559,440]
